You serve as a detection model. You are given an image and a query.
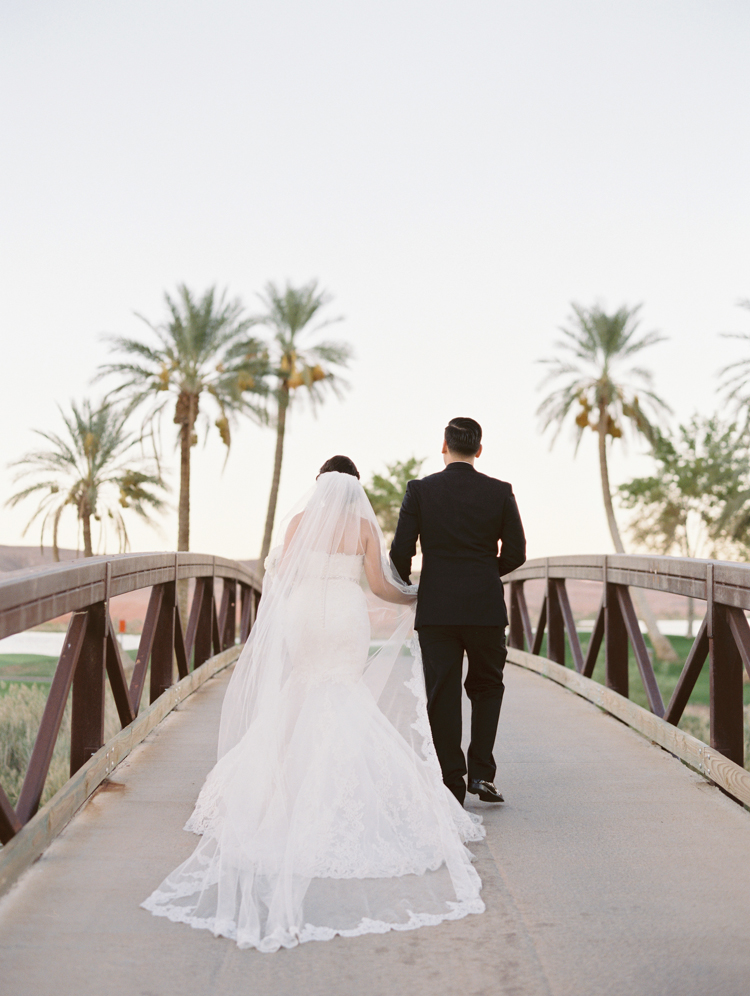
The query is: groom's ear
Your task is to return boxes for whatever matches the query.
[475,444,483,458]
[441,439,448,454]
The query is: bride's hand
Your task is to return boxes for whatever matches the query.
[402,584,418,604]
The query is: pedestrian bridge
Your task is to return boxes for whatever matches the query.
[1,554,749,996]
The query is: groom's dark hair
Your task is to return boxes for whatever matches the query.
[444,417,482,456]
[318,455,360,479]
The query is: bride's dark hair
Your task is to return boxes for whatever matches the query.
[318,455,360,479]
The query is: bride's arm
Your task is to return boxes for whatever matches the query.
[361,521,417,605]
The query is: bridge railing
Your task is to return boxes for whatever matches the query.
[505,554,750,782]
[0,553,262,845]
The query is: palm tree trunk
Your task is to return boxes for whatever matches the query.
[598,414,678,662]
[178,419,191,552]
[597,416,626,555]
[82,512,93,558]
[52,508,61,563]
[176,398,195,628]
[260,387,289,575]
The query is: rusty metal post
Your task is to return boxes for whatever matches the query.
[104,616,135,728]
[129,585,163,715]
[239,584,253,642]
[174,602,189,680]
[707,565,744,764]
[546,575,565,665]
[150,582,176,703]
[172,552,189,679]
[605,583,629,697]
[508,581,525,650]
[194,577,214,668]
[582,600,605,678]
[17,612,88,820]
[617,586,664,716]
[219,579,237,651]
[555,579,584,672]
[70,602,107,776]
[184,577,203,661]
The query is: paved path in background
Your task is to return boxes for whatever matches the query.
[2,662,750,996]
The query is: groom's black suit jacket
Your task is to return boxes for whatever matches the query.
[390,462,526,629]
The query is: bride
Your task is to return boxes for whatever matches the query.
[142,456,485,952]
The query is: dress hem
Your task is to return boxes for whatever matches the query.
[140,893,486,953]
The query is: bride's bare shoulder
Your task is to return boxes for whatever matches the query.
[359,516,379,544]
[283,512,305,551]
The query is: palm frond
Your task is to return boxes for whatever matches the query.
[619,329,668,357]
[306,341,354,366]
[97,335,166,367]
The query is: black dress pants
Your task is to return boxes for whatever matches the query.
[418,625,507,805]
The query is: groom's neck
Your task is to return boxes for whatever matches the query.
[441,439,482,467]
[443,450,476,467]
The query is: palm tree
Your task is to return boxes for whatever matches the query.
[537,302,677,661]
[254,280,353,572]
[6,399,167,559]
[96,285,268,554]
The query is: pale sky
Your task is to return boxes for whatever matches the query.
[2,0,749,563]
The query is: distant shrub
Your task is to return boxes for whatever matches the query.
[0,681,122,809]
[0,682,70,808]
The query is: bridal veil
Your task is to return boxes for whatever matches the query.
[142,471,485,951]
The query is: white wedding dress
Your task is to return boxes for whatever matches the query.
[142,472,485,952]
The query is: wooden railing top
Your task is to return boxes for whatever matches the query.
[504,554,750,609]
[0,552,261,641]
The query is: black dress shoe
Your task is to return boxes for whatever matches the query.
[467,779,504,803]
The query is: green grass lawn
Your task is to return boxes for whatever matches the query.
[0,655,58,688]
[0,651,138,694]
[530,633,750,710]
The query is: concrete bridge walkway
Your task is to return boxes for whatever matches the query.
[2,662,750,996]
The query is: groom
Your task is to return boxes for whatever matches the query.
[390,417,526,806]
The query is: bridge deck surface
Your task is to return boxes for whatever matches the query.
[2,662,750,996]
